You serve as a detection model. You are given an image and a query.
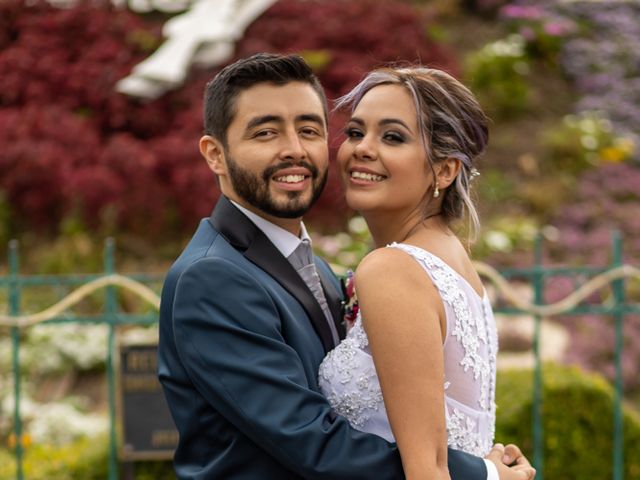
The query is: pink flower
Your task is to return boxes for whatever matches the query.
[501,5,543,20]
[543,21,575,37]
[341,270,359,329]
[520,26,536,41]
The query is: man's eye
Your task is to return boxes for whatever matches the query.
[301,127,319,136]
[254,130,275,138]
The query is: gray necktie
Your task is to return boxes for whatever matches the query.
[288,239,340,345]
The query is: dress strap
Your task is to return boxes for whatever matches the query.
[386,242,469,311]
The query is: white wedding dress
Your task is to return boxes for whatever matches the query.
[319,243,498,457]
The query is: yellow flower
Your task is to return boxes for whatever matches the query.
[7,432,32,449]
[599,146,625,163]
[600,138,635,163]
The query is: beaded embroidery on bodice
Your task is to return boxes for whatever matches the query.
[318,243,498,457]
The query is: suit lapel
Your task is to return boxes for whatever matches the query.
[209,197,335,353]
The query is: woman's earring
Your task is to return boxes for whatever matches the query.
[433,183,440,198]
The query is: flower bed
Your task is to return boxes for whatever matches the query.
[0,0,458,239]
[500,0,640,151]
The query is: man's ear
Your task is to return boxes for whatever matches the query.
[199,135,227,175]
[435,157,462,189]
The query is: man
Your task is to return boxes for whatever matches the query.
[158,53,535,479]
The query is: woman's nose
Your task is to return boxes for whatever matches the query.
[353,136,377,161]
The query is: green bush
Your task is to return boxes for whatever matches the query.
[0,435,175,479]
[464,34,531,119]
[0,436,108,480]
[496,363,640,480]
[541,111,635,176]
[133,460,176,480]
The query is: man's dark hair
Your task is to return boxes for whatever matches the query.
[203,53,328,146]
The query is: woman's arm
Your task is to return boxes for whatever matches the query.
[356,247,450,480]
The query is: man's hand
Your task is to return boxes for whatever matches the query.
[486,443,536,480]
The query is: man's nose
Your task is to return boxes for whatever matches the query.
[280,132,307,161]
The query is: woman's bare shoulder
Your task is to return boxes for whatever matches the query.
[354,246,429,293]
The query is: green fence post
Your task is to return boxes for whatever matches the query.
[104,238,119,480]
[8,240,24,480]
[532,233,544,479]
[611,231,624,480]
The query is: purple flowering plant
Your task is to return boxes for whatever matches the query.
[543,163,640,392]
[499,2,577,63]
[499,0,640,156]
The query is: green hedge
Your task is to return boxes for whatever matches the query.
[0,435,174,479]
[496,363,640,480]
[0,436,108,480]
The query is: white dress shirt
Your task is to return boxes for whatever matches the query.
[485,459,498,480]
[230,200,310,257]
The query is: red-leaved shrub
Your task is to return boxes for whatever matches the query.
[0,0,458,237]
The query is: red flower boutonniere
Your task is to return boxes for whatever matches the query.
[341,270,359,330]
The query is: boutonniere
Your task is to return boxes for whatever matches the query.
[341,270,359,330]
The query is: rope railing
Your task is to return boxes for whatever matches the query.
[474,262,640,316]
[0,274,161,328]
[2,263,639,329]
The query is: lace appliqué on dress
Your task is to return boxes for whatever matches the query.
[318,316,384,430]
[446,408,489,457]
[444,384,495,457]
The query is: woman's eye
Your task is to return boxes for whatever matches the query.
[345,127,363,138]
[383,132,404,143]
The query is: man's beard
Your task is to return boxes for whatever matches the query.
[226,156,328,218]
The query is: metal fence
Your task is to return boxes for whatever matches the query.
[1,233,639,480]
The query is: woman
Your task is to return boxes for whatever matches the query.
[319,67,499,480]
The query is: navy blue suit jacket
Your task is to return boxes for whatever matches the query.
[158,196,487,479]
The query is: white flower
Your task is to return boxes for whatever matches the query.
[484,231,512,253]
[22,324,108,374]
[580,134,598,151]
[348,216,369,235]
[27,401,108,444]
[485,34,525,58]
